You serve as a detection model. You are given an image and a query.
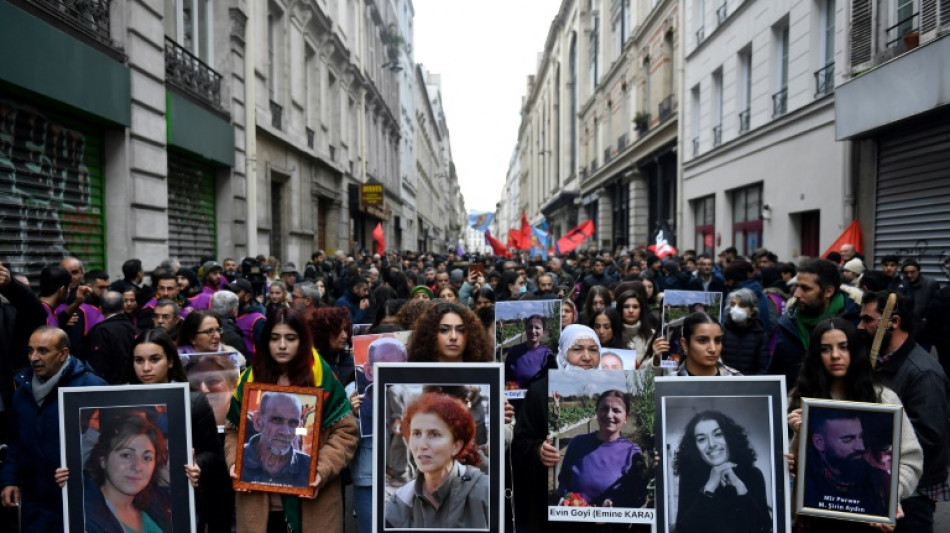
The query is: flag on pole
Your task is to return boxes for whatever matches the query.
[648,222,677,259]
[530,225,551,260]
[456,241,465,257]
[822,219,864,260]
[372,222,385,256]
[467,211,495,232]
[520,211,532,251]
[507,229,523,249]
[485,231,510,257]
[556,220,595,254]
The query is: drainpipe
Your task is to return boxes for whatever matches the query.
[245,0,258,256]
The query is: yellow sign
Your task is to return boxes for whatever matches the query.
[361,183,384,205]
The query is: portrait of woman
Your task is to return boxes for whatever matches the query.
[672,410,772,533]
[557,390,646,508]
[83,411,172,533]
[385,392,490,529]
[504,314,555,389]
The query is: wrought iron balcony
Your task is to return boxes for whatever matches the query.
[580,165,588,180]
[618,133,628,152]
[306,127,315,148]
[658,95,674,123]
[604,147,612,164]
[165,37,223,110]
[712,125,722,147]
[692,137,699,157]
[590,158,598,173]
[696,27,705,46]
[814,63,835,98]
[26,0,112,46]
[772,87,788,118]
[716,3,728,25]
[885,11,919,47]
[270,100,282,130]
[738,108,750,134]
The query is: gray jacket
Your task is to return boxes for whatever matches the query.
[385,461,490,529]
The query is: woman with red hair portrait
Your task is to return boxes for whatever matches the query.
[385,392,489,528]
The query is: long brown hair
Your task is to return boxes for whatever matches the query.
[253,308,316,386]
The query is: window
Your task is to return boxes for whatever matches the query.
[305,44,316,129]
[569,34,577,172]
[816,1,836,97]
[695,0,706,45]
[694,196,715,256]
[691,84,701,156]
[773,23,789,117]
[612,0,629,56]
[732,184,763,256]
[590,11,600,94]
[738,46,752,132]
[164,0,214,63]
[712,69,723,146]
[894,0,918,38]
[267,5,282,98]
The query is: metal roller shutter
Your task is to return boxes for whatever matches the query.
[167,153,216,266]
[0,96,106,283]
[874,114,950,279]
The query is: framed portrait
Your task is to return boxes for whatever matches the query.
[59,383,195,533]
[353,331,412,436]
[655,376,790,533]
[233,382,323,496]
[180,350,242,430]
[494,299,561,399]
[546,369,656,524]
[658,291,723,368]
[372,363,504,532]
[795,398,902,525]
[598,348,638,371]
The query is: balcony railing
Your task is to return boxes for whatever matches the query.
[716,3,728,25]
[738,108,750,134]
[712,125,722,147]
[580,166,588,180]
[27,0,112,46]
[885,11,919,47]
[604,147,612,164]
[658,95,674,122]
[617,133,628,152]
[696,27,705,46]
[306,127,315,148]
[590,158,598,173]
[814,63,835,98]
[692,137,699,157]
[165,37,223,109]
[772,87,788,118]
[270,100,283,130]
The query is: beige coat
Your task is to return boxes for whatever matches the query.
[225,413,359,533]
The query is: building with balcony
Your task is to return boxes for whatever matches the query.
[681,0,848,260]
[512,0,679,252]
[836,1,950,277]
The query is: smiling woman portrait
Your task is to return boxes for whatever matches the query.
[385,392,489,529]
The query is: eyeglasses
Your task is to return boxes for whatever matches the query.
[197,327,224,336]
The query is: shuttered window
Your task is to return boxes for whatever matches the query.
[874,113,950,279]
[0,97,105,283]
[167,153,216,266]
[922,0,937,32]
[851,0,873,67]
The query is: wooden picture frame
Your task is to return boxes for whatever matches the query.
[59,383,195,533]
[795,398,902,525]
[233,382,323,496]
[655,376,790,533]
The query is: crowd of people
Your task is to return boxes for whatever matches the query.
[0,242,947,533]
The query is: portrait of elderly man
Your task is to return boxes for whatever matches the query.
[803,408,890,517]
[356,337,408,436]
[241,391,311,486]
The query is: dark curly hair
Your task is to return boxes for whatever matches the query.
[394,298,433,331]
[408,302,492,363]
[254,308,315,387]
[84,409,168,510]
[673,410,757,478]
[790,317,880,410]
[307,306,353,356]
[401,392,481,467]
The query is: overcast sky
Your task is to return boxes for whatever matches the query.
[412,0,562,213]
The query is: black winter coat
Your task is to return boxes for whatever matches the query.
[721,315,770,375]
[86,313,138,384]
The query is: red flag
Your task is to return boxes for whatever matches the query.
[507,228,522,249]
[372,222,385,255]
[556,220,595,254]
[486,231,511,257]
[520,211,532,251]
[822,219,864,260]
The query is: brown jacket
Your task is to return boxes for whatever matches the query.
[225,413,359,533]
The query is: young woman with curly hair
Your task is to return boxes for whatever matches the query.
[384,392,489,528]
[395,298,433,331]
[224,308,358,533]
[672,410,771,533]
[408,302,492,363]
[307,306,355,385]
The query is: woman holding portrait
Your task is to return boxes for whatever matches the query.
[384,392,490,528]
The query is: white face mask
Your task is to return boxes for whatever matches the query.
[729,306,749,323]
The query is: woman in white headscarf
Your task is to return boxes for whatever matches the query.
[511,325,601,530]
